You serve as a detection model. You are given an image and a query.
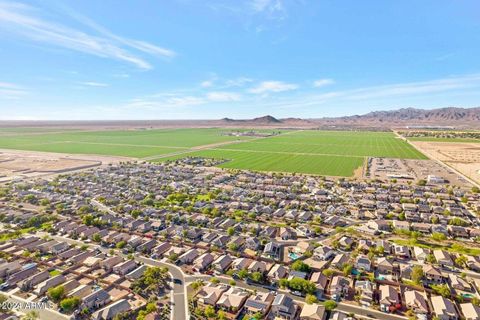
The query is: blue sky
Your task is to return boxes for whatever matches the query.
[1,0,480,120]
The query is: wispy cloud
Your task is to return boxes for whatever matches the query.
[206,91,241,102]
[249,80,298,94]
[250,0,286,20]
[0,1,175,70]
[125,90,242,110]
[80,81,109,87]
[313,78,335,88]
[225,77,253,87]
[269,73,480,109]
[201,80,214,88]
[0,81,27,99]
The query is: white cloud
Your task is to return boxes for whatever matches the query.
[344,75,480,100]
[113,73,130,78]
[0,1,175,70]
[251,0,286,18]
[0,81,27,99]
[264,73,480,110]
[225,77,253,87]
[313,78,335,88]
[201,80,214,88]
[80,81,109,87]
[206,91,241,102]
[249,80,298,94]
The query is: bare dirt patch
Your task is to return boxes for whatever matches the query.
[411,141,480,185]
[0,149,132,182]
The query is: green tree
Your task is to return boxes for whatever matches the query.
[431,284,451,298]
[210,277,220,284]
[92,233,101,243]
[411,265,424,285]
[250,272,264,283]
[60,297,80,313]
[204,305,216,318]
[191,280,205,291]
[455,255,468,268]
[227,227,235,236]
[342,264,353,276]
[291,260,311,273]
[432,232,447,241]
[116,240,127,249]
[305,294,318,304]
[237,269,249,279]
[322,269,334,277]
[324,300,337,311]
[47,285,65,303]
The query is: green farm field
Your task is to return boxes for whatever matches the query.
[0,128,426,176]
[154,130,427,176]
[0,128,255,158]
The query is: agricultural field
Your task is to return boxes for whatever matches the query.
[156,130,427,176]
[0,128,255,158]
[0,128,427,177]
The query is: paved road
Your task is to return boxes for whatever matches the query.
[135,255,189,320]
[4,290,71,320]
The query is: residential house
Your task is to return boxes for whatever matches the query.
[423,265,445,284]
[379,285,400,313]
[404,290,429,317]
[92,299,131,320]
[248,260,268,274]
[263,242,281,259]
[268,294,297,320]
[34,275,66,296]
[376,257,395,275]
[328,276,350,300]
[243,291,275,317]
[267,264,288,282]
[178,249,199,264]
[299,304,326,320]
[310,272,328,298]
[313,246,334,261]
[355,255,371,272]
[431,295,458,320]
[460,303,480,320]
[217,287,249,312]
[196,283,229,306]
[213,255,233,273]
[81,289,111,311]
[113,260,137,276]
[193,253,214,272]
[354,280,374,307]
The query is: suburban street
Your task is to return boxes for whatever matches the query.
[135,255,189,320]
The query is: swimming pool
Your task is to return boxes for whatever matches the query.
[289,252,300,260]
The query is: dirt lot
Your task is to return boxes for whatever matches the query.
[0,149,132,183]
[410,141,480,185]
[366,157,472,187]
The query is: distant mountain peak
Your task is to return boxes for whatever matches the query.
[219,115,282,124]
[252,115,281,123]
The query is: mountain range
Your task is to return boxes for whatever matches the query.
[218,107,480,128]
